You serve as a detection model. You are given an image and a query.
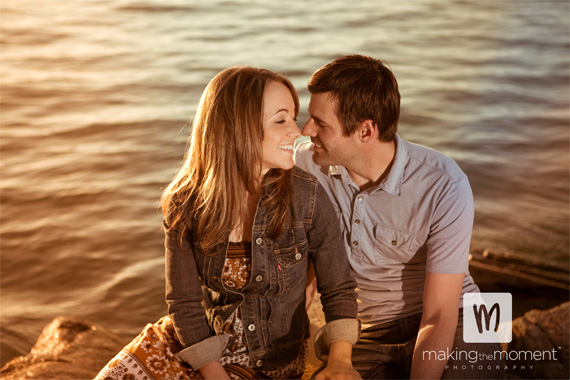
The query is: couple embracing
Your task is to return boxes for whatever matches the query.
[96,55,504,380]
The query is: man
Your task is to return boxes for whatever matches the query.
[295,55,504,379]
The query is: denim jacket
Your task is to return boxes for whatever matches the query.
[164,166,359,371]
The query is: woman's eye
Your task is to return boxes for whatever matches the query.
[276,120,286,124]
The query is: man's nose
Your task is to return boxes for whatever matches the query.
[301,119,316,137]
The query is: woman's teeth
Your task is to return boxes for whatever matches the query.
[279,145,294,150]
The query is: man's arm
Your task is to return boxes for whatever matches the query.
[410,271,464,379]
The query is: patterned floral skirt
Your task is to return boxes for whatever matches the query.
[94,315,307,380]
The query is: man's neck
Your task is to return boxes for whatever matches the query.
[345,139,396,191]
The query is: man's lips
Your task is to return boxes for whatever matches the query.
[312,140,323,149]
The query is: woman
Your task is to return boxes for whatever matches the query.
[96,66,360,380]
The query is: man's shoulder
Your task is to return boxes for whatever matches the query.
[293,140,330,178]
[293,140,314,170]
[400,138,467,183]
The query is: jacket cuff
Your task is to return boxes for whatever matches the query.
[314,318,361,361]
[175,335,229,370]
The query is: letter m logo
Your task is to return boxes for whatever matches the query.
[463,293,512,343]
[473,303,500,333]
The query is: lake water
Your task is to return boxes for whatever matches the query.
[1,0,568,365]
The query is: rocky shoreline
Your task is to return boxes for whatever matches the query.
[1,300,568,380]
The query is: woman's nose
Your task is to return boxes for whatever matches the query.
[289,120,301,138]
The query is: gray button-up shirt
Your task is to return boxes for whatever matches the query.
[294,135,479,326]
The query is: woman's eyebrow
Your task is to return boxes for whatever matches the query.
[272,108,289,116]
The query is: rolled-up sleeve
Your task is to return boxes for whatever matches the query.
[314,318,361,361]
[175,335,229,370]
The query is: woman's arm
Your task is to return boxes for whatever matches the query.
[307,183,360,377]
[163,218,229,373]
[199,361,231,380]
[316,341,361,380]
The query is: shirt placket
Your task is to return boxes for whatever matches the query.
[348,185,365,262]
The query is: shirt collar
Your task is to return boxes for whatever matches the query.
[327,134,406,196]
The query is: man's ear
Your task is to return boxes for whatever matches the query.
[357,119,377,142]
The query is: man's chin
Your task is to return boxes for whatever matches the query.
[311,151,332,166]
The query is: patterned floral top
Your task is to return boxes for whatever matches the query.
[219,242,306,378]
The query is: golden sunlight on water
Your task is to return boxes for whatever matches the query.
[1,0,568,365]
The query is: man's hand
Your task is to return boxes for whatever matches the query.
[316,341,362,380]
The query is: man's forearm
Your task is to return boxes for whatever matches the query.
[410,315,457,379]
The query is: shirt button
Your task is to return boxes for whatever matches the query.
[256,360,263,367]
[255,275,263,282]
[248,324,256,331]
[353,241,359,246]
[391,240,397,246]
[354,219,360,224]
[255,237,263,245]
[357,195,364,201]
[295,253,302,260]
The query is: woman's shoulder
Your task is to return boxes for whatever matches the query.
[291,165,319,184]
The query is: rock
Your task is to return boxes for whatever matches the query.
[502,302,569,379]
[0,316,125,380]
[4,302,569,380]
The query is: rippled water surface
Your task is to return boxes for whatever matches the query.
[1,0,568,364]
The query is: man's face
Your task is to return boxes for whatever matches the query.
[301,92,357,167]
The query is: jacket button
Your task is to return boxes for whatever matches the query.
[353,241,359,246]
[391,240,397,246]
[255,275,263,282]
[357,195,364,201]
[248,324,256,331]
[295,253,302,260]
[354,219,360,224]
[255,237,263,245]
[256,360,263,367]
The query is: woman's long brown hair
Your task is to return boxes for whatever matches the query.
[161,66,299,251]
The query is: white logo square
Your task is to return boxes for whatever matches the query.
[463,292,512,343]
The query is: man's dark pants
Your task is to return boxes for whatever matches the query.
[313,309,505,379]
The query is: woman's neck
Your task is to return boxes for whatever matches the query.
[228,191,261,243]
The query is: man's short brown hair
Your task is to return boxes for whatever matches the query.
[308,55,400,142]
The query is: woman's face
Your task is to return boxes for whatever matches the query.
[261,80,300,175]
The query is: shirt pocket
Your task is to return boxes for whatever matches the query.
[373,224,419,265]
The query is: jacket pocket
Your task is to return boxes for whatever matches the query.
[373,224,419,264]
[274,239,309,290]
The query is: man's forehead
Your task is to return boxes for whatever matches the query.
[309,92,336,112]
